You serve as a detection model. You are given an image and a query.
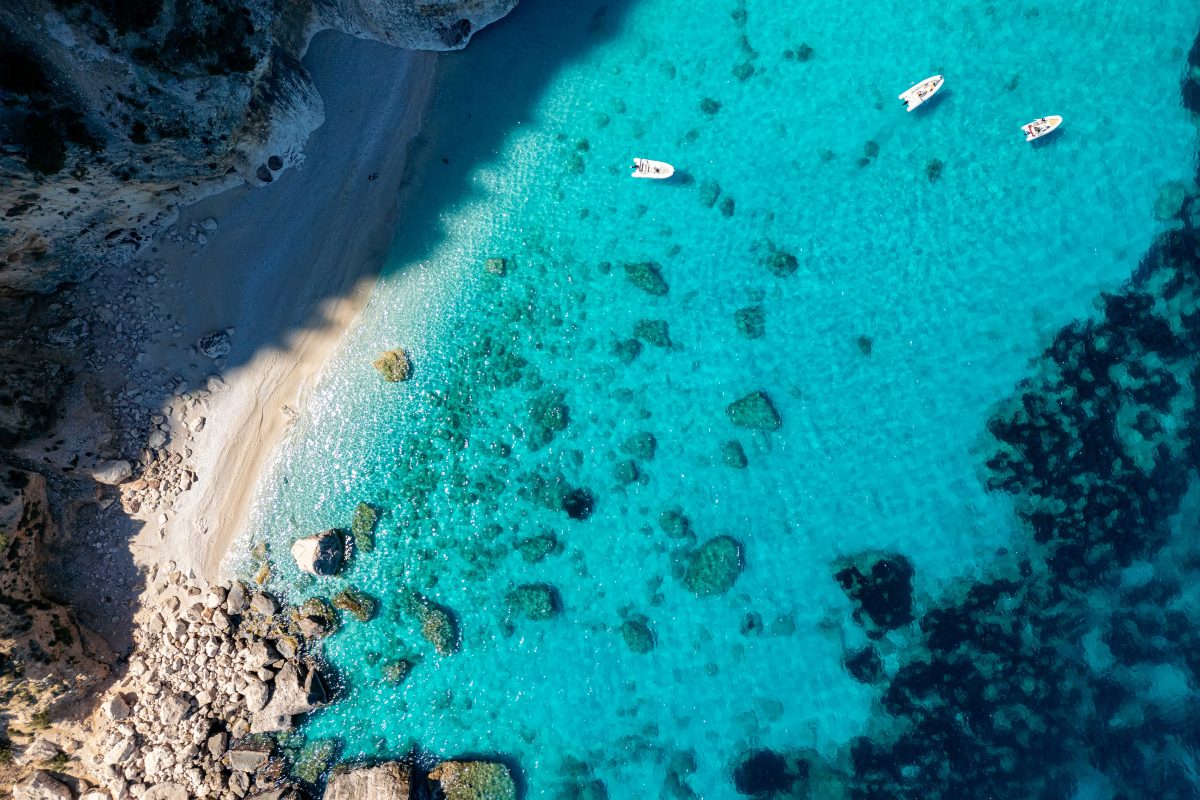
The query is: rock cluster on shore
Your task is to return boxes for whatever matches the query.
[82,573,328,799]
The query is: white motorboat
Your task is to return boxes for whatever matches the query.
[1021,115,1063,142]
[898,75,944,112]
[631,158,675,179]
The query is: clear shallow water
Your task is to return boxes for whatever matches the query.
[245,0,1200,795]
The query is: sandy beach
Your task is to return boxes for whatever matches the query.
[127,33,438,578]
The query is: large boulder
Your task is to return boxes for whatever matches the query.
[682,536,744,597]
[402,592,460,655]
[13,771,72,800]
[373,349,413,382]
[142,784,190,800]
[428,760,517,800]
[291,529,345,576]
[87,459,133,485]
[726,391,782,431]
[324,762,411,800]
[252,662,328,732]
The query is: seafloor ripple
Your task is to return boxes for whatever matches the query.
[241,0,1200,796]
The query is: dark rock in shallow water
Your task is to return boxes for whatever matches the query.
[659,507,693,539]
[833,552,915,634]
[485,257,508,275]
[700,97,721,115]
[612,338,643,364]
[633,319,672,347]
[856,335,873,356]
[763,247,798,277]
[727,391,782,431]
[332,588,376,622]
[624,261,670,295]
[506,582,562,621]
[844,646,883,683]
[719,196,736,217]
[562,488,595,520]
[372,348,412,382]
[735,305,765,338]
[621,431,657,460]
[613,459,640,485]
[683,536,744,596]
[400,591,460,655]
[731,749,797,796]
[527,388,570,448]
[515,532,562,563]
[620,619,656,653]
[350,502,378,553]
[382,658,415,686]
[721,440,748,468]
[699,180,722,208]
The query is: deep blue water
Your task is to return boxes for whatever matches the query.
[243,0,1200,796]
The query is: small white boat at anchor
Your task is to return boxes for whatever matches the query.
[631,158,675,179]
[898,75,944,112]
[1021,115,1063,142]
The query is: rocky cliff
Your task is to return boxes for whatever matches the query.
[0,0,516,293]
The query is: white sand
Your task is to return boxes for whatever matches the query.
[134,33,438,578]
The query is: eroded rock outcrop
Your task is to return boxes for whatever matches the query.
[0,466,112,734]
[0,0,517,293]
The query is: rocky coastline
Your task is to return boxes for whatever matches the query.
[0,0,519,796]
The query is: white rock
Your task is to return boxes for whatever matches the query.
[102,693,131,721]
[88,460,134,485]
[13,771,73,800]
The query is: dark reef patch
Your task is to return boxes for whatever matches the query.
[833,552,915,636]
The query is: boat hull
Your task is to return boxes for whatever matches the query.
[1022,115,1063,142]
[631,158,675,179]
[899,75,944,112]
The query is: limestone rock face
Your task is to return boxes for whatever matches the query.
[0,466,112,729]
[329,0,517,50]
[290,529,345,575]
[0,0,517,293]
[324,761,411,800]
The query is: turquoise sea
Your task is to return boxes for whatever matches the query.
[244,0,1200,796]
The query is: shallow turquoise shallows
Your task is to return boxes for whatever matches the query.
[243,0,1200,795]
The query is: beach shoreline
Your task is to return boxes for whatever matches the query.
[126,34,440,579]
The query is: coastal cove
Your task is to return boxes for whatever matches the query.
[238,0,1200,797]
[2,0,1200,797]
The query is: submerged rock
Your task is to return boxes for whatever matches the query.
[527,388,570,448]
[683,536,744,596]
[372,349,412,382]
[402,591,460,655]
[562,487,595,520]
[506,583,562,621]
[485,257,508,275]
[833,551,915,634]
[624,261,670,296]
[613,459,640,485]
[634,319,672,347]
[726,391,782,431]
[659,507,693,539]
[620,619,656,653]
[351,502,379,553]
[621,431,658,460]
[428,760,517,800]
[332,588,377,622]
[731,749,799,796]
[290,529,344,576]
[293,597,339,638]
[844,646,884,683]
[763,247,799,277]
[516,532,563,563]
[735,305,765,339]
[721,440,748,469]
[382,658,415,686]
[612,338,644,364]
[324,762,410,800]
